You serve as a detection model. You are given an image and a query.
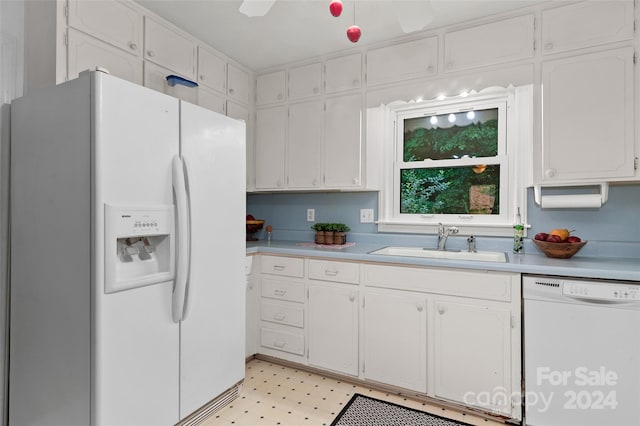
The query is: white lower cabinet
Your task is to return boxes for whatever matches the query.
[253,255,521,421]
[258,256,306,363]
[433,298,514,416]
[363,288,427,393]
[308,282,359,376]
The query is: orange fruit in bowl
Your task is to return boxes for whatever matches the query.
[549,228,570,241]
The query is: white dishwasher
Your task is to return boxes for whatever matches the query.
[523,275,640,426]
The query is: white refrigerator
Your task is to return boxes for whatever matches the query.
[9,70,246,426]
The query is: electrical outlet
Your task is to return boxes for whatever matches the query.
[307,209,315,222]
[360,209,374,223]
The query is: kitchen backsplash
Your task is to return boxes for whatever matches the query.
[247,184,640,256]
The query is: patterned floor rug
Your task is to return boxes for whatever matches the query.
[330,394,472,426]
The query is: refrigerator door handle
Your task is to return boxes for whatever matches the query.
[181,157,194,321]
[172,156,190,323]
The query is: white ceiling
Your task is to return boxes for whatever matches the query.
[136,0,544,71]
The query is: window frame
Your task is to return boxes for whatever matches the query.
[376,87,530,237]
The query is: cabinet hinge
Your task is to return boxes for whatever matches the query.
[634,157,638,170]
[533,17,536,30]
[533,40,536,51]
[63,31,68,47]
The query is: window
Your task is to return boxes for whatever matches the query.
[377,87,531,236]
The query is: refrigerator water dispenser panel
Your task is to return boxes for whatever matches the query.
[105,204,175,293]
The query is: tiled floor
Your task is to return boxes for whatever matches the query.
[202,358,505,426]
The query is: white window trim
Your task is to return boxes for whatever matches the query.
[375,85,533,237]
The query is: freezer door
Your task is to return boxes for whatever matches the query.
[178,101,246,418]
[92,72,181,426]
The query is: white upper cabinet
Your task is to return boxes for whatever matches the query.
[143,61,197,104]
[324,94,362,188]
[541,0,634,55]
[227,63,251,105]
[67,0,142,56]
[325,53,362,94]
[144,17,196,80]
[197,87,226,115]
[541,47,635,182]
[366,37,437,86]
[255,106,287,190]
[287,101,323,188]
[288,63,322,100]
[256,71,286,105]
[444,15,534,72]
[67,28,143,84]
[197,47,226,93]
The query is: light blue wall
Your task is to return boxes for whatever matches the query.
[247,184,640,243]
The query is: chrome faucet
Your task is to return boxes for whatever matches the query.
[437,223,459,250]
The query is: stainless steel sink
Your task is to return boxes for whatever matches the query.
[369,246,507,263]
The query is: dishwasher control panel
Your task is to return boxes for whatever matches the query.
[563,281,640,301]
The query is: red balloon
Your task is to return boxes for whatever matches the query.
[329,0,342,17]
[346,25,361,43]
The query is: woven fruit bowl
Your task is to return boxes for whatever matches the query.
[532,239,587,259]
[246,219,265,234]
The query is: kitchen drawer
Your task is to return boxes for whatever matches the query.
[261,327,305,356]
[261,256,304,278]
[261,277,305,303]
[261,300,304,328]
[308,259,359,284]
[364,265,515,302]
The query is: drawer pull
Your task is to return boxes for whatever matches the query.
[325,270,338,276]
[129,42,138,50]
[273,340,286,348]
[274,313,286,321]
[273,265,286,271]
[416,303,424,312]
[147,50,155,58]
[274,289,287,296]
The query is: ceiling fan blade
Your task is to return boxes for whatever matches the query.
[239,0,276,17]
[393,0,434,33]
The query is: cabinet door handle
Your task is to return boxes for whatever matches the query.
[416,303,424,312]
[427,65,434,73]
[353,79,360,87]
[129,42,137,50]
[273,265,286,271]
[437,305,446,315]
[147,50,155,58]
[229,88,235,95]
[277,93,283,100]
[352,177,359,184]
[274,289,287,296]
[545,169,556,178]
[348,293,356,302]
[274,313,286,321]
[545,42,554,51]
[199,74,205,80]
[274,340,286,348]
[325,270,338,276]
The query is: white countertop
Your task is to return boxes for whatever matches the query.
[247,240,640,282]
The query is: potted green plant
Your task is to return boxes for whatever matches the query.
[333,223,351,245]
[311,223,328,244]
